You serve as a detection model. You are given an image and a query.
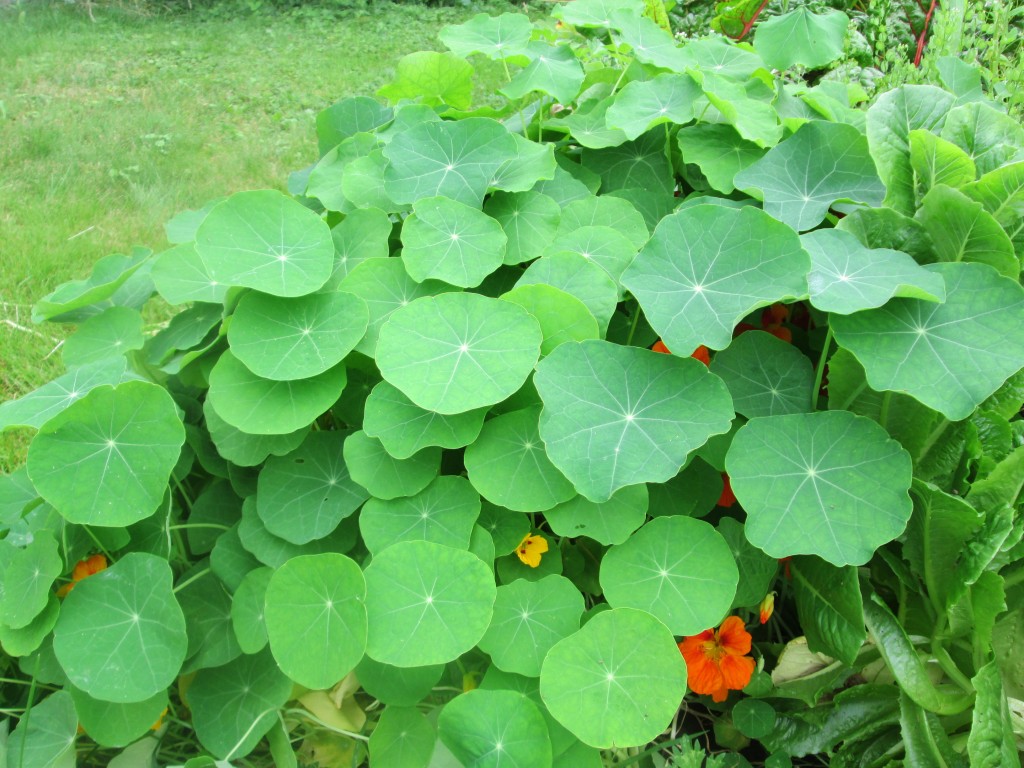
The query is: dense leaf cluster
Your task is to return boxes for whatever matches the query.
[2,0,1023,765]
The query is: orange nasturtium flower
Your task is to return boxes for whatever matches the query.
[679,616,755,702]
[515,533,549,568]
[56,553,108,597]
[651,339,710,366]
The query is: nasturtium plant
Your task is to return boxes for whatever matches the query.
[3,1,1024,765]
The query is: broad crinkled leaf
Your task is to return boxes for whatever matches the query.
[600,516,738,635]
[915,184,1018,278]
[709,330,814,417]
[464,406,576,512]
[501,41,585,105]
[227,291,368,381]
[830,262,1024,420]
[962,161,1024,259]
[677,123,765,194]
[534,340,734,502]
[401,196,507,287]
[364,540,496,667]
[621,205,810,352]
[383,118,517,207]
[909,129,977,197]
[940,101,1024,177]
[376,51,474,110]
[726,411,913,566]
[375,292,542,414]
[52,553,187,703]
[206,351,347,435]
[735,121,886,231]
[866,85,955,214]
[439,12,532,60]
[790,556,866,666]
[802,228,946,313]
[27,381,184,527]
[195,190,335,297]
[753,8,849,70]
[539,607,687,749]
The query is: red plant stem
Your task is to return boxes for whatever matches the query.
[913,0,939,66]
[733,0,771,41]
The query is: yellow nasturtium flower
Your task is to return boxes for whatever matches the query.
[515,533,549,568]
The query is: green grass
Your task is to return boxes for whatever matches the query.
[0,0,507,470]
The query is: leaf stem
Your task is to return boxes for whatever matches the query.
[172,567,211,594]
[625,302,642,347]
[281,707,369,742]
[932,634,974,693]
[812,326,834,410]
[878,391,892,432]
[167,523,232,533]
[18,657,40,768]
[82,525,115,563]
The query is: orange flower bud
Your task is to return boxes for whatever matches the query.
[759,592,775,625]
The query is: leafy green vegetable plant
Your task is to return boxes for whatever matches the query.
[2,0,1024,765]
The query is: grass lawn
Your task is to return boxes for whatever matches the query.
[0,0,508,470]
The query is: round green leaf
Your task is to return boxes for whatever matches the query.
[734,121,886,231]
[230,566,272,655]
[204,401,310,468]
[484,191,561,266]
[802,229,945,314]
[544,485,647,545]
[563,96,628,150]
[557,195,648,250]
[539,607,687,749]
[600,516,737,635]
[830,262,1024,420]
[343,430,440,499]
[478,501,531,556]
[356,656,445,706]
[6,690,77,768]
[621,205,810,353]
[401,197,507,288]
[264,553,367,689]
[377,51,474,111]
[151,242,229,306]
[0,357,128,433]
[0,593,59,657]
[238,497,357,568]
[364,541,496,667]
[363,380,487,459]
[376,293,542,415]
[502,41,585,105]
[227,291,368,381]
[69,687,167,748]
[177,569,240,674]
[553,0,643,28]
[383,118,517,208]
[62,307,144,369]
[360,475,480,555]
[726,411,913,566]
[194,190,334,297]
[465,407,576,513]
[501,284,600,357]
[581,130,674,195]
[257,431,368,544]
[339,256,455,357]
[516,253,618,334]
[606,73,701,141]
[440,12,533,60]
[478,575,585,677]
[709,331,815,418]
[545,226,637,292]
[324,207,393,289]
[369,706,437,768]
[439,689,553,768]
[534,340,735,502]
[27,381,185,527]
[189,648,292,760]
[206,350,347,435]
[53,553,187,703]
[753,8,849,70]
[1,533,62,629]
[677,124,765,195]
[732,697,776,739]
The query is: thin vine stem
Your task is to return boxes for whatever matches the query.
[812,326,834,410]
